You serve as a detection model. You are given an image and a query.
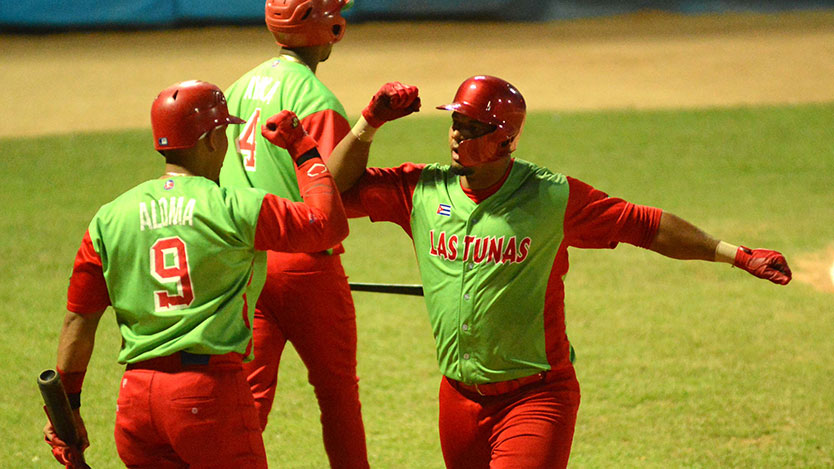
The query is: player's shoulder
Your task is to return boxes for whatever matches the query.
[415,162,448,181]
[225,58,277,91]
[172,180,269,222]
[362,161,427,182]
[411,162,458,193]
[218,184,269,202]
[420,161,450,174]
[88,179,161,227]
[513,158,567,186]
[224,57,302,98]
[97,179,157,209]
[290,75,345,118]
[214,185,270,214]
[277,62,344,113]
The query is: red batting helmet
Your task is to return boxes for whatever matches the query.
[151,80,245,151]
[437,75,527,166]
[265,0,351,48]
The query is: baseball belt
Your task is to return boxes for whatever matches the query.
[451,371,550,396]
[126,351,243,372]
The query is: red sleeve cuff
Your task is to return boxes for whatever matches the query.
[56,366,86,394]
[620,204,663,249]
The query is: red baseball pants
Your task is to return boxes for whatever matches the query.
[438,369,581,469]
[114,354,266,468]
[243,251,368,469]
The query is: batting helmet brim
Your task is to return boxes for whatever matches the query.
[436,103,461,112]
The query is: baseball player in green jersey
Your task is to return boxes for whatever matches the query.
[327,76,792,468]
[42,80,347,468]
[219,1,393,466]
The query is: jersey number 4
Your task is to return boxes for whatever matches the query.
[151,237,195,312]
[238,108,262,172]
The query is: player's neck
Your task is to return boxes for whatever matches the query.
[280,47,321,73]
[162,163,194,178]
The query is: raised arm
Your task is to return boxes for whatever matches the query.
[649,211,792,285]
[328,82,421,192]
[254,110,349,253]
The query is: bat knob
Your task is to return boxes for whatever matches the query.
[39,369,58,384]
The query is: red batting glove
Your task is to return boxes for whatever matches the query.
[734,246,792,285]
[43,407,89,468]
[361,81,421,128]
[261,110,318,164]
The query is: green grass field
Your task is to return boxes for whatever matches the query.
[2,104,833,468]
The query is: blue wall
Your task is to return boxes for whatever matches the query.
[2,0,833,29]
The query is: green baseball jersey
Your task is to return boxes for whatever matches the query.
[86,176,268,363]
[342,158,661,385]
[410,161,570,384]
[220,56,348,200]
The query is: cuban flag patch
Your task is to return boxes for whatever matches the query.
[436,203,452,217]
[164,179,175,190]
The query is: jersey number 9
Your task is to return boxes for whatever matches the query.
[151,237,195,312]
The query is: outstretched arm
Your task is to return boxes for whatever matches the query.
[649,211,792,285]
[648,211,719,261]
[328,82,421,192]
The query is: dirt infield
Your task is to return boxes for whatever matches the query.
[2,10,832,292]
[2,10,834,138]
[794,245,834,294]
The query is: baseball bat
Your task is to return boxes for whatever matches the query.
[349,282,424,296]
[38,369,90,468]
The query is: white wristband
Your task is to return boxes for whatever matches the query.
[351,116,378,143]
[715,241,739,264]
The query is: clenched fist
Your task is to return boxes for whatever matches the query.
[362,82,421,128]
[43,407,89,469]
[734,246,792,285]
[261,110,318,164]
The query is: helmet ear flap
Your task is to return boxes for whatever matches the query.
[455,128,509,167]
[492,126,516,158]
[505,116,525,154]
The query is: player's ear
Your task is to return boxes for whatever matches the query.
[204,126,224,152]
